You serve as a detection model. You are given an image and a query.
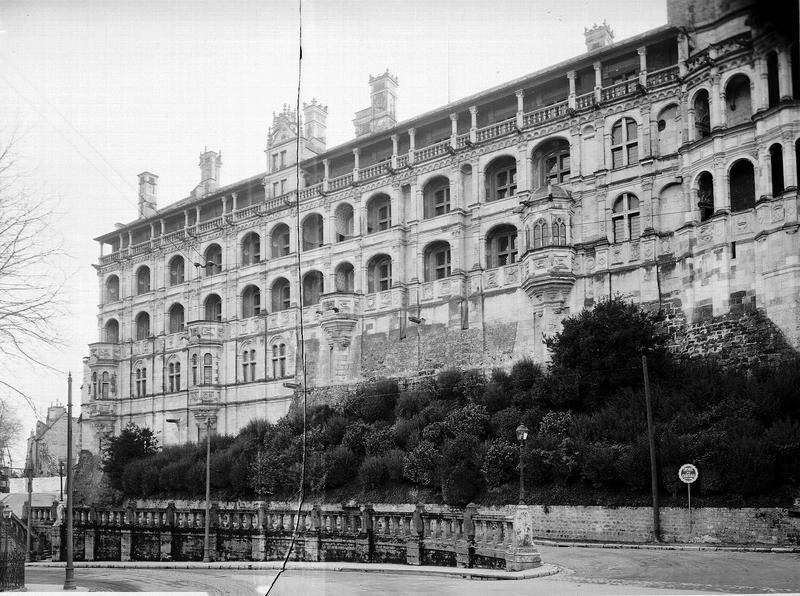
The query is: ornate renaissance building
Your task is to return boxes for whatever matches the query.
[82,0,800,449]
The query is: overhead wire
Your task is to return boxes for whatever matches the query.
[265,0,306,592]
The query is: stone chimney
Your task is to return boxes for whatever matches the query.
[353,70,398,137]
[303,98,328,146]
[584,21,614,52]
[137,172,158,218]
[194,149,222,197]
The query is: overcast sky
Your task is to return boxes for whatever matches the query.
[0,0,667,468]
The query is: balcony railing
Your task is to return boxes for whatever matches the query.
[396,154,409,168]
[601,78,638,101]
[128,241,150,256]
[475,117,516,143]
[646,65,679,88]
[234,204,261,219]
[299,183,321,200]
[575,92,594,110]
[329,172,353,190]
[523,100,569,127]
[359,158,391,181]
[197,216,223,233]
[414,139,450,162]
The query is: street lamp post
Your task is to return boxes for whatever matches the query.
[515,423,529,505]
[63,372,76,590]
[202,417,211,563]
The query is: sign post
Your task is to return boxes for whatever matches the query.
[678,464,698,536]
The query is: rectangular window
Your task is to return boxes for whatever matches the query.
[627,144,638,164]
[434,188,450,216]
[377,205,390,230]
[272,182,279,197]
[628,213,641,239]
[612,147,624,169]
[280,179,287,194]
[434,250,451,279]
[272,154,279,171]
[280,151,286,168]
[613,217,625,243]
[379,263,391,291]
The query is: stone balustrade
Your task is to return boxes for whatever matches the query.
[48,502,541,570]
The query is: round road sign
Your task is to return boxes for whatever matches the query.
[678,463,698,484]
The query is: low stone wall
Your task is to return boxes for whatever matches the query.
[47,502,541,571]
[529,505,800,545]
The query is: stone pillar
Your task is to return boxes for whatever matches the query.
[406,504,425,566]
[569,125,581,183]
[640,104,652,159]
[677,32,689,78]
[305,505,322,562]
[84,508,96,561]
[754,54,769,111]
[515,90,524,128]
[450,113,458,148]
[457,503,477,568]
[638,46,647,86]
[778,45,793,101]
[517,144,529,192]
[231,191,238,212]
[194,206,201,227]
[711,71,725,129]
[758,146,771,198]
[322,158,330,192]
[120,529,132,562]
[506,505,542,571]
[593,61,602,103]
[408,128,416,165]
[567,70,576,109]
[251,503,268,561]
[714,157,729,212]
[50,524,62,562]
[782,134,798,189]
[160,502,176,561]
[352,148,360,183]
[357,504,374,563]
[469,106,478,143]
[391,134,399,169]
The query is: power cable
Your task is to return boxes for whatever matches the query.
[266,0,305,592]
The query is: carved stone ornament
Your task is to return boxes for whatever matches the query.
[320,313,359,349]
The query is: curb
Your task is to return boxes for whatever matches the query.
[534,540,800,553]
[25,560,561,581]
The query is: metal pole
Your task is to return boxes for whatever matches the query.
[203,417,211,563]
[688,483,692,535]
[518,440,525,504]
[59,462,64,502]
[63,372,76,590]
[25,441,33,562]
[642,355,661,542]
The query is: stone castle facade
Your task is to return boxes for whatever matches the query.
[81,0,800,450]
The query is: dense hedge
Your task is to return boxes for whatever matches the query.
[102,298,800,507]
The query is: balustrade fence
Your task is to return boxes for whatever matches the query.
[47,502,540,571]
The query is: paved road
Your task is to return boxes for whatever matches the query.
[25,546,800,595]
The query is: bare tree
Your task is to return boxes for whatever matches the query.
[0,133,65,413]
[0,399,23,468]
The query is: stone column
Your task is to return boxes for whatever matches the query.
[754,54,769,111]
[677,32,689,78]
[593,61,603,103]
[356,505,374,563]
[640,104,652,159]
[469,106,478,143]
[517,143,529,192]
[711,71,725,130]
[322,158,330,192]
[506,505,542,571]
[567,70,577,109]
[515,90,524,128]
[450,113,458,148]
[778,45,793,101]
[457,503,477,568]
[758,146,771,198]
[391,134,399,169]
[782,134,798,189]
[637,46,647,86]
[406,504,425,566]
[352,148,360,183]
[714,157,730,212]
[569,125,581,182]
[408,128,416,165]
[194,206,201,227]
[231,191,238,212]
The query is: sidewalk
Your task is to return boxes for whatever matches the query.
[27,560,562,581]
[534,540,800,552]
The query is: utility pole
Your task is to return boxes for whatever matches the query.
[203,417,211,563]
[63,372,75,590]
[642,355,660,542]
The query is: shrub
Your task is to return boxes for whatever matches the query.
[346,379,400,423]
[435,369,465,403]
[490,407,522,442]
[342,421,372,455]
[395,391,431,419]
[440,436,483,506]
[325,446,360,489]
[364,426,396,456]
[420,400,453,424]
[480,380,512,414]
[102,423,159,492]
[421,421,449,446]
[382,449,405,482]
[403,440,440,486]
[457,370,486,403]
[320,414,349,446]
[578,442,625,489]
[481,439,518,488]
[544,296,667,403]
[393,416,425,449]
[249,449,295,496]
[121,459,145,496]
[445,403,489,438]
[359,455,389,489]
